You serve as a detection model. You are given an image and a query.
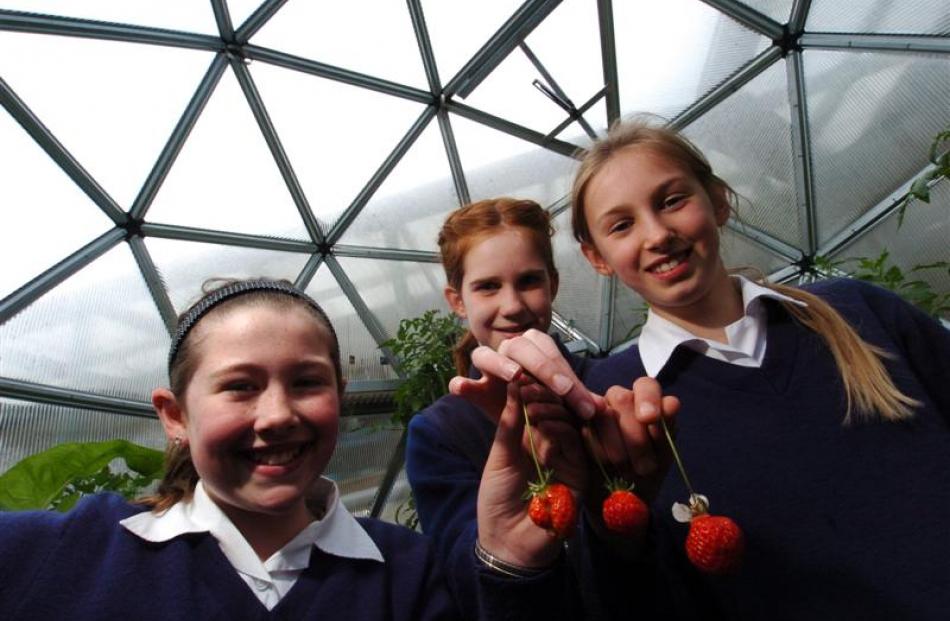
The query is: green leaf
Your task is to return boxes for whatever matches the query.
[0,440,164,511]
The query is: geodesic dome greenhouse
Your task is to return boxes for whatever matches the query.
[1,0,948,518]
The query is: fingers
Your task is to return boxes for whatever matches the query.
[497,330,599,420]
[470,346,522,382]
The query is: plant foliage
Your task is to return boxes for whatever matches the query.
[382,309,463,428]
[0,440,164,512]
[896,125,950,226]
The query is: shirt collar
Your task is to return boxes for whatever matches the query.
[638,275,804,377]
[120,478,384,577]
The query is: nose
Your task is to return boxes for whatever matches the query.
[498,286,528,318]
[641,211,673,251]
[253,386,298,435]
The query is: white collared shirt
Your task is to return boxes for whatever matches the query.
[638,276,806,378]
[120,478,383,610]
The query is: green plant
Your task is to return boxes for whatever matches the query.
[896,126,950,226]
[382,309,463,428]
[0,440,164,512]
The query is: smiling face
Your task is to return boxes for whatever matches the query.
[156,303,340,529]
[580,146,733,322]
[444,227,557,350]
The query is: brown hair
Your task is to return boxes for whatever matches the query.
[140,279,343,511]
[438,198,558,375]
[572,119,918,424]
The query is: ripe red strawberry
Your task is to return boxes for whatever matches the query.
[685,513,745,574]
[528,480,577,539]
[602,482,649,536]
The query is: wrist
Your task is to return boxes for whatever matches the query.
[474,539,561,578]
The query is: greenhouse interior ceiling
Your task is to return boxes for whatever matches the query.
[1,0,948,518]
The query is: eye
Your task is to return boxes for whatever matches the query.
[473,281,500,292]
[662,194,687,210]
[518,273,544,287]
[223,380,256,393]
[295,375,330,390]
[607,218,633,235]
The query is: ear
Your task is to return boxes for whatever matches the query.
[152,387,187,442]
[548,271,559,299]
[581,242,614,277]
[711,184,731,226]
[443,285,467,319]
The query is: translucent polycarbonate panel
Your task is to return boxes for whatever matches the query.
[335,257,447,342]
[327,414,402,517]
[741,0,794,24]
[610,278,649,348]
[251,0,428,89]
[556,98,609,148]
[227,0,267,31]
[682,59,802,248]
[464,0,604,137]
[337,122,458,251]
[145,68,311,240]
[720,227,794,275]
[451,114,578,208]
[0,108,115,299]
[806,0,950,35]
[614,0,773,121]
[552,209,605,342]
[0,398,165,476]
[303,266,398,382]
[248,61,427,233]
[374,467,414,527]
[831,180,950,307]
[0,244,169,401]
[421,0,521,86]
[0,1,217,34]
[144,237,311,312]
[0,31,215,210]
[805,50,950,246]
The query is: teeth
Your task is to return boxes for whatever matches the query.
[249,445,304,466]
[653,257,682,274]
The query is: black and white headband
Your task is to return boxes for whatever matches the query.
[167,279,336,374]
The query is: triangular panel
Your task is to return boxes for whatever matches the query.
[463,0,605,137]
[337,122,458,250]
[145,236,312,312]
[0,243,169,401]
[614,0,773,120]
[251,0,428,89]
[741,1,794,24]
[0,31,215,209]
[303,265,398,382]
[451,114,579,208]
[145,68,310,240]
[334,256,447,341]
[421,0,520,85]
[0,108,115,299]
[682,59,800,248]
[249,61,427,232]
[805,50,950,246]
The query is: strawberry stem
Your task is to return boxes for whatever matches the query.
[522,403,546,484]
[659,416,696,498]
[582,423,612,485]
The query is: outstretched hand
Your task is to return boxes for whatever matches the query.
[476,382,571,568]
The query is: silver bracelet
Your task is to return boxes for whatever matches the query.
[474,540,548,579]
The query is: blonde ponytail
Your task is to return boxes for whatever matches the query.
[764,282,920,424]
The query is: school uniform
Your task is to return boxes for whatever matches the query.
[0,477,568,620]
[585,277,950,620]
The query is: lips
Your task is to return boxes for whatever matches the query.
[243,442,311,467]
[646,248,691,274]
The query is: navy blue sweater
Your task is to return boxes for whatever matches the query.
[0,493,570,621]
[407,347,653,620]
[585,278,950,620]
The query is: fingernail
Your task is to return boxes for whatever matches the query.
[635,457,656,476]
[639,402,657,418]
[503,363,520,382]
[552,373,573,395]
[579,400,596,420]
